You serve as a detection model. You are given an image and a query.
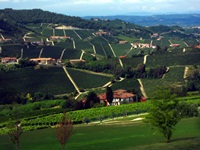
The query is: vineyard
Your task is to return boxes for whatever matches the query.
[67,68,112,89]
[0,67,76,95]
[0,96,199,135]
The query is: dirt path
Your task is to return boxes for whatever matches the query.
[118,58,124,68]
[63,66,81,94]
[70,68,113,77]
[102,81,112,88]
[53,28,55,36]
[162,67,170,79]
[184,42,189,47]
[89,43,96,54]
[184,66,189,79]
[143,55,148,65]
[0,33,5,40]
[20,48,23,59]
[72,39,76,49]
[39,48,44,58]
[80,50,85,60]
[63,29,66,36]
[137,79,148,98]
[60,48,66,61]
[108,44,117,57]
[101,36,109,43]
[101,44,107,57]
[168,40,173,44]
[125,45,133,56]
[73,30,82,40]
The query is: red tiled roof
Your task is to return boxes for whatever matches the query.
[30,58,55,61]
[195,45,200,49]
[1,57,17,60]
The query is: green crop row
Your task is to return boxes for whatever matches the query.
[0,67,75,95]
[67,68,112,89]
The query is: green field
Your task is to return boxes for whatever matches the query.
[141,66,186,98]
[67,68,112,89]
[0,117,199,150]
[112,78,141,95]
[121,57,144,68]
[1,45,24,57]
[41,46,64,59]
[0,67,75,95]
[62,49,82,60]
[111,43,132,57]
[146,52,200,67]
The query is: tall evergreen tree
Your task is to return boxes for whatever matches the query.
[106,86,113,105]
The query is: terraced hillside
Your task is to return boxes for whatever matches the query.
[1,9,200,99]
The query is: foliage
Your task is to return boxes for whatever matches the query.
[56,112,74,150]
[85,92,100,109]
[7,121,23,150]
[106,87,113,104]
[145,88,182,143]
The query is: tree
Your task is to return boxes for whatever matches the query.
[56,112,74,150]
[8,121,23,150]
[85,92,100,108]
[145,88,182,143]
[106,86,113,105]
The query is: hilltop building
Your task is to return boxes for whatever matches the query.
[30,58,56,65]
[97,89,146,106]
[1,57,18,64]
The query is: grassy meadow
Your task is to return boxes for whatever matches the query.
[0,117,199,150]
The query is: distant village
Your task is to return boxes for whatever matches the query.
[1,27,200,65]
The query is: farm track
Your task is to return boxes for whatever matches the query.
[63,29,66,36]
[101,44,107,57]
[184,66,189,79]
[80,50,85,60]
[168,40,173,44]
[73,39,76,49]
[143,55,148,65]
[162,67,170,79]
[38,48,44,58]
[20,48,23,59]
[53,28,55,36]
[63,66,81,94]
[89,43,96,54]
[69,68,113,77]
[108,44,116,57]
[60,48,66,61]
[100,36,109,43]
[137,79,148,98]
[119,58,124,67]
[125,46,133,56]
[184,42,189,47]
[0,33,5,40]
[73,30,82,40]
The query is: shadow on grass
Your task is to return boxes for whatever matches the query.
[171,136,198,143]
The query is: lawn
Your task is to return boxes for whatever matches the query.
[0,117,199,150]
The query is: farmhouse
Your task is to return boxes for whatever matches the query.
[119,41,128,44]
[170,44,180,47]
[50,36,70,40]
[131,43,156,49]
[98,89,145,106]
[195,45,200,49]
[95,31,110,36]
[70,59,86,65]
[118,55,127,59]
[1,57,18,64]
[30,58,56,65]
